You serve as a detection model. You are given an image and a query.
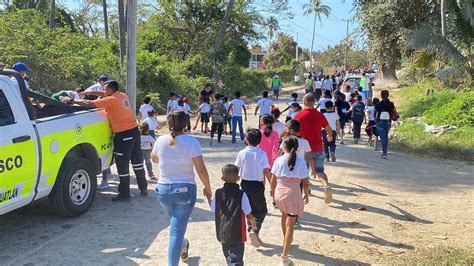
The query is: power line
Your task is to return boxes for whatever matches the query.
[281,17,336,44]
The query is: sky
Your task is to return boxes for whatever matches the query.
[60,0,359,52]
[274,0,360,51]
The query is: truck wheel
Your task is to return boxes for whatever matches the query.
[49,157,97,217]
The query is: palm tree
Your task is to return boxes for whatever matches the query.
[267,16,280,42]
[407,0,473,81]
[303,0,331,72]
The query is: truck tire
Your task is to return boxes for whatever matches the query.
[49,157,97,217]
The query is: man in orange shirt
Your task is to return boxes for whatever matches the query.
[64,80,148,202]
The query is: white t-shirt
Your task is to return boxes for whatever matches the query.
[139,103,154,121]
[280,136,311,160]
[271,153,310,179]
[273,121,285,136]
[167,100,178,114]
[318,98,331,111]
[257,98,273,116]
[290,111,300,119]
[152,134,202,184]
[230,99,245,117]
[324,79,333,91]
[210,191,251,215]
[224,102,230,112]
[85,83,103,92]
[315,80,322,89]
[140,135,155,150]
[323,111,339,131]
[143,116,160,130]
[343,92,351,102]
[199,103,211,113]
[66,91,80,100]
[178,103,191,114]
[367,106,375,121]
[234,146,270,182]
[287,100,297,117]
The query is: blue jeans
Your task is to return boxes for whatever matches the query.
[311,152,325,173]
[376,120,391,155]
[156,183,197,266]
[231,116,244,142]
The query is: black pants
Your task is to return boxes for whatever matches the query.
[315,89,322,101]
[113,127,148,197]
[221,243,244,266]
[210,122,224,141]
[185,114,191,131]
[322,130,337,156]
[353,122,362,139]
[240,180,267,234]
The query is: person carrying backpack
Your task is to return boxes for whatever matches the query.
[350,95,365,144]
[271,75,282,99]
[375,90,399,159]
[209,93,228,145]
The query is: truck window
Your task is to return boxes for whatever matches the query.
[0,90,15,126]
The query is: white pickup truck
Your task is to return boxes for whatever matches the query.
[0,70,113,217]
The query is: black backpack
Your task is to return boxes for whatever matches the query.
[351,102,365,123]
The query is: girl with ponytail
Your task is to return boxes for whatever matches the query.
[258,115,279,168]
[270,136,310,266]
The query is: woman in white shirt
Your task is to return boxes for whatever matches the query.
[151,110,212,265]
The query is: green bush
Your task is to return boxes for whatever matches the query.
[393,79,474,162]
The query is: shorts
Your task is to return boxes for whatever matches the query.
[311,151,325,173]
[361,90,369,100]
[201,113,210,123]
[339,116,347,128]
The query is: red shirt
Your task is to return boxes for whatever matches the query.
[294,108,328,153]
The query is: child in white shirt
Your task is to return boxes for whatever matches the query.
[234,129,271,247]
[139,123,156,180]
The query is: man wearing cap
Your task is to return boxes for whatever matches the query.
[82,75,109,100]
[62,80,148,202]
[10,62,32,92]
[271,75,282,99]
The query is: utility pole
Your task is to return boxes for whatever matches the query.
[295,32,299,60]
[126,0,137,112]
[440,0,446,36]
[343,19,350,72]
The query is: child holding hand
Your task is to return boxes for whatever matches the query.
[211,164,257,266]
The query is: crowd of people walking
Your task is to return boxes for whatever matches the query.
[59,70,398,266]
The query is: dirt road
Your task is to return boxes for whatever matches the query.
[0,89,472,265]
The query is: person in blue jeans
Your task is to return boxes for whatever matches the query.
[228,91,247,144]
[375,90,399,159]
[151,111,212,266]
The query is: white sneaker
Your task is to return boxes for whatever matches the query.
[280,257,293,266]
[98,181,110,190]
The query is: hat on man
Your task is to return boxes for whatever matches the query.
[12,62,32,73]
[273,75,279,79]
[97,75,109,82]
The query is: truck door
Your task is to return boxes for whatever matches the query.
[0,80,38,214]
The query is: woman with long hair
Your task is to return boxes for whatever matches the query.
[151,110,212,265]
[374,90,399,159]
